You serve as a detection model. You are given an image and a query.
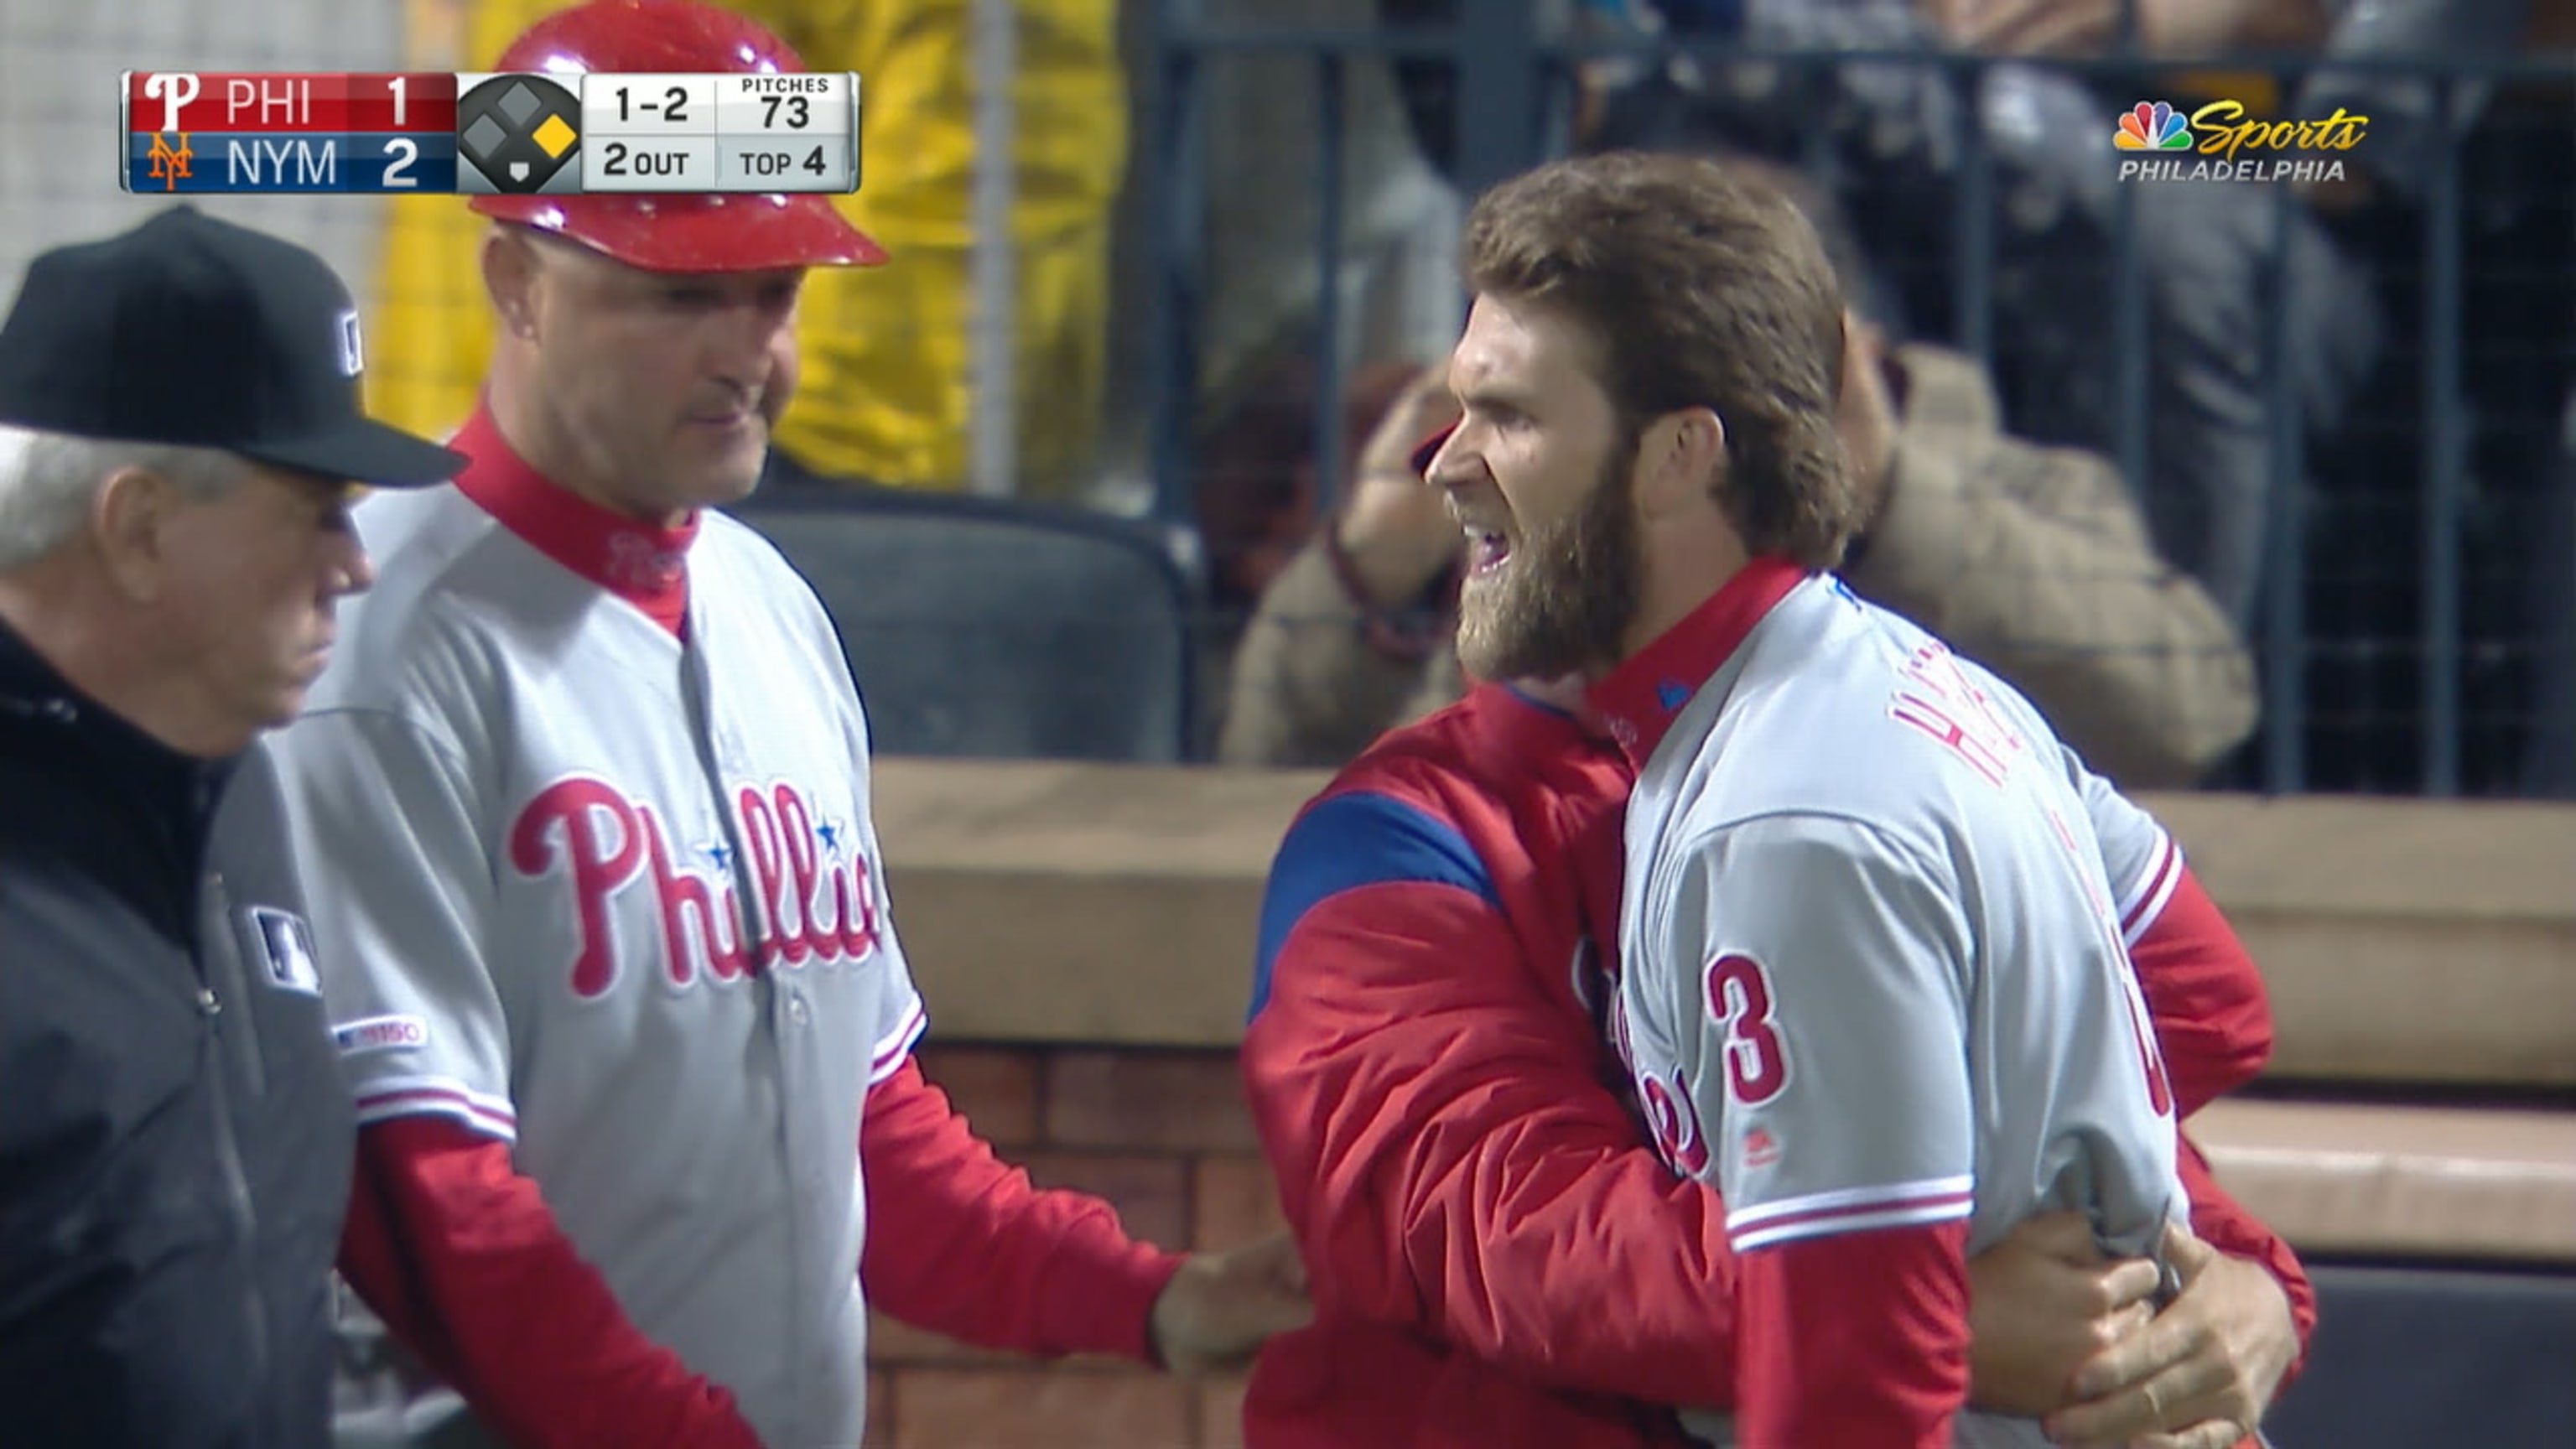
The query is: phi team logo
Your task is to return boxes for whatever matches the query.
[247,906,321,995]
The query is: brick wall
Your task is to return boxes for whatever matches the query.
[870,1044,1284,1449]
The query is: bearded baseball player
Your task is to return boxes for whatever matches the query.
[1239,431,2309,1445]
[1410,152,2278,1449]
[1244,669,2311,1449]
[267,4,1307,1447]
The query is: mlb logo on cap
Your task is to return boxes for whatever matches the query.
[247,906,321,995]
[336,308,363,377]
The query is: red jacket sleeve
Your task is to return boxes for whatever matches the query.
[1737,1222,1971,1447]
[2175,1132,2318,1392]
[1243,790,1735,1410]
[2129,865,2272,1114]
[2126,855,2312,1385]
[858,1057,1182,1362]
[336,1118,761,1449]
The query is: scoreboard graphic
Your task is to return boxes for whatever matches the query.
[121,70,860,195]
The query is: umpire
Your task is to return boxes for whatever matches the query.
[0,207,462,1447]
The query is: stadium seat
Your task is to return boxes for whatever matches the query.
[729,464,1202,763]
[2268,1263,2576,1448]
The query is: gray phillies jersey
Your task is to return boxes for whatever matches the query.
[1614,576,2185,1449]
[269,485,926,1449]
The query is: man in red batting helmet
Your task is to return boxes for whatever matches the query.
[278,4,1311,1448]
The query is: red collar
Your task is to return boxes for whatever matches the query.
[449,405,697,637]
[1497,679,1625,754]
[1587,556,1810,770]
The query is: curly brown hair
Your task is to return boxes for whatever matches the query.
[1461,151,1862,569]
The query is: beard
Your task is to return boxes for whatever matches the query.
[1454,447,1643,683]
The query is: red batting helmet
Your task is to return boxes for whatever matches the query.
[469,0,887,273]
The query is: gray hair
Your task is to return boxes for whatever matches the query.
[0,423,249,572]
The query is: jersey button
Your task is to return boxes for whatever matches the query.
[787,994,811,1026]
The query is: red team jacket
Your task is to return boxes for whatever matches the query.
[1241,683,2315,1449]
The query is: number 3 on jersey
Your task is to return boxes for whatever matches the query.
[1706,953,1790,1105]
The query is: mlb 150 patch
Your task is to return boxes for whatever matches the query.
[333,1014,430,1057]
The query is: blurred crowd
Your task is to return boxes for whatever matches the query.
[1185,0,2573,797]
[349,0,2573,797]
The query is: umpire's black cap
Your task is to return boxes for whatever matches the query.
[0,205,465,487]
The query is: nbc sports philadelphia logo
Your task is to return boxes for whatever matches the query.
[2112,98,2369,184]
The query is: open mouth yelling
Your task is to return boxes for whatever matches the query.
[1446,487,1514,577]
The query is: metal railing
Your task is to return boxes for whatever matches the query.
[1136,5,2576,797]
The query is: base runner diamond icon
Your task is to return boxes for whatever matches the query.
[454,72,583,195]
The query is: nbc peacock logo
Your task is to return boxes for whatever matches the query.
[2115,101,2194,152]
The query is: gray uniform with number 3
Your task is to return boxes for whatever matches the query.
[1617,575,2186,1448]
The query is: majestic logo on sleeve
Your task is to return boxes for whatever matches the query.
[509,775,881,997]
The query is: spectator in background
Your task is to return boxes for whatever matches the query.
[2284,0,2576,794]
[1198,355,1428,621]
[1215,362,1464,768]
[1197,354,1423,756]
[2292,0,2542,214]
[370,0,1129,497]
[1183,0,1467,454]
[1222,154,2256,787]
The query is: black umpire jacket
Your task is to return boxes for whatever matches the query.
[0,619,352,1449]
